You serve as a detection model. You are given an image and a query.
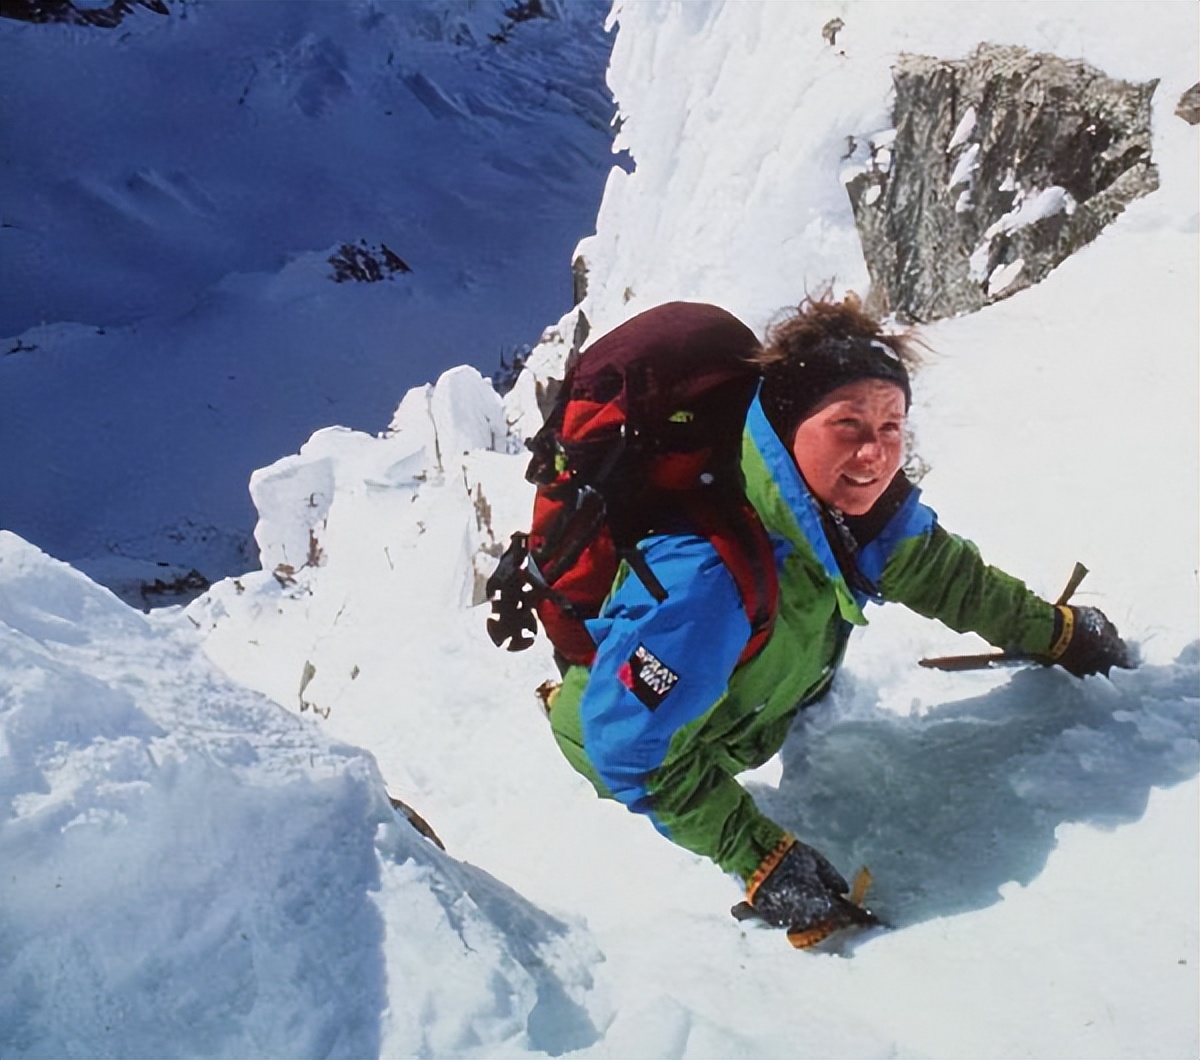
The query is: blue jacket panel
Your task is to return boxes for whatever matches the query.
[579,534,751,826]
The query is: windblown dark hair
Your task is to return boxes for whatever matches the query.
[752,291,921,444]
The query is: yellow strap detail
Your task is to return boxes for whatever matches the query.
[535,679,562,718]
[745,834,796,905]
[787,922,840,949]
[849,866,873,907]
[787,866,875,949]
[1048,604,1075,660]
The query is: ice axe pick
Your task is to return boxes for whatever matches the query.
[918,562,1089,672]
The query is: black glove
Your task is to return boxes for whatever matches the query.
[743,837,878,947]
[1048,605,1133,677]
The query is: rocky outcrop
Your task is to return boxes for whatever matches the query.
[0,0,167,28]
[846,44,1159,322]
[327,241,412,283]
[1177,82,1200,125]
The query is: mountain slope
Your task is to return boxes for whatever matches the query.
[0,0,617,591]
[1,2,1197,1057]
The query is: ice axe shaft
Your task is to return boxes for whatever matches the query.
[918,562,1089,672]
[1052,561,1090,608]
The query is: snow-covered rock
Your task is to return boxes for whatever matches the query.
[846,44,1158,320]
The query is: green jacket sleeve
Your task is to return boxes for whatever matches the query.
[547,534,790,885]
[647,716,789,882]
[550,670,787,882]
[880,524,1057,655]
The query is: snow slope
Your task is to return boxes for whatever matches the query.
[0,531,604,1059]
[2,2,1199,1058]
[0,0,616,589]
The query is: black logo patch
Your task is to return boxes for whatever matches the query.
[620,643,680,711]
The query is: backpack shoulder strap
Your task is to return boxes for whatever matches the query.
[682,490,778,665]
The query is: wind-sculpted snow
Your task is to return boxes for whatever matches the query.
[575,2,1196,339]
[0,532,602,1060]
[750,650,1200,930]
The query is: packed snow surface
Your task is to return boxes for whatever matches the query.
[2,2,1198,1058]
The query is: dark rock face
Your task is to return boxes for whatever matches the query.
[1177,82,1200,125]
[328,241,412,283]
[572,254,589,306]
[0,0,167,28]
[846,44,1159,322]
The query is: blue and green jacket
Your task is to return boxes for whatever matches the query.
[548,395,1058,882]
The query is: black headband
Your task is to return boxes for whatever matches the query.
[758,335,911,443]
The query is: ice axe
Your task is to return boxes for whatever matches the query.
[918,562,1089,672]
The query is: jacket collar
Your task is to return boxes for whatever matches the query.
[744,394,867,625]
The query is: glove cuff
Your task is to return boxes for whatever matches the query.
[1047,604,1075,660]
[746,833,795,904]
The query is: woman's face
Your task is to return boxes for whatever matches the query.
[790,379,907,515]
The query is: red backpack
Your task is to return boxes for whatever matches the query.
[486,302,778,669]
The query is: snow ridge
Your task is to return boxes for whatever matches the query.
[0,530,602,1058]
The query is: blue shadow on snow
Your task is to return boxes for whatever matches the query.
[747,642,1200,928]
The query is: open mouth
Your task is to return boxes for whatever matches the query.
[841,474,878,488]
